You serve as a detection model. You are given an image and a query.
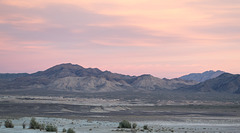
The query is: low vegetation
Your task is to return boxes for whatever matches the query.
[118,120,132,128]
[62,128,67,132]
[132,123,137,129]
[5,119,14,128]
[29,117,40,129]
[2,117,60,132]
[67,128,76,133]
[45,124,57,132]
[22,121,26,129]
[143,125,148,130]
[39,123,46,131]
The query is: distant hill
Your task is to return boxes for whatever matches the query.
[180,73,240,94]
[0,73,29,80]
[179,70,225,82]
[131,74,197,90]
[0,63,196,92]
[1,64,239,95]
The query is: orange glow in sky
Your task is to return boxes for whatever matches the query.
[0,0,240,78]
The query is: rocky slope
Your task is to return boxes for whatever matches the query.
[180,73,240,94]
[0,63,196,92]
[131,74,197,90]
[0,73,29,80]
[1,63,239,94]
[179,70,225,82]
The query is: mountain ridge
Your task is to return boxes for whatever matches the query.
[0,63,197,92]
[180,73,240,94]
[179,70,225,82]
[0,63,239,94]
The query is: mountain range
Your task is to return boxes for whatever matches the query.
[181,73,240,94]
[179,70,225,82]
[0,63,239,94]
[0,63,196,92]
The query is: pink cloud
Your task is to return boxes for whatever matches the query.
[0,1,240,78]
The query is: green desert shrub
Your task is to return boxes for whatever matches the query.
[67,128,76,133]
[62,128,67,132]
[5,119,14,128]
[118,120,131,128]
[39,123,45,131]
[132,123,137,129]
[29,117,40,129]
[45,124,58,132]
[22,121,26,129]
[143,125,148,130]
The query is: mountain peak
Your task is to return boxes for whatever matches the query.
[1,63,238,94]
[48,63,84,70]
[179,70,225,82]
[33,63,87,78]
[139,74,153,77]
[182,72,240,93]
[202,70,224,74]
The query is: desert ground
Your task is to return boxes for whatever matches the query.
[0,117,240,133]
[0,95,240,132]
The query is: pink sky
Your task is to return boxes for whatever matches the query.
[0,0,240,78]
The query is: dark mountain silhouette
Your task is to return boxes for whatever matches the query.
[131,74,196,90]
[0,63,196,92]
[179,70,225,82]
[181,73,240,94]
[0,73,29,80]
[1,63,239,94]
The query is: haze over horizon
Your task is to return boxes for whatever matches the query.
[0,0,240,78]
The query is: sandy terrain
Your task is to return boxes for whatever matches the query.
[0,117,240,133]
[0,95,240,132]
[0,95,237,106]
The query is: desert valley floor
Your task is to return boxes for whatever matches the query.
[0,95,240,133]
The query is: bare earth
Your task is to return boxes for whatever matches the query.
[0,117,240,133]
[0,95,240,133]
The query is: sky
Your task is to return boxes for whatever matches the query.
[0,0,240,78]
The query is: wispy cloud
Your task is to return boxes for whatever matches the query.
[0,0,240,78]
